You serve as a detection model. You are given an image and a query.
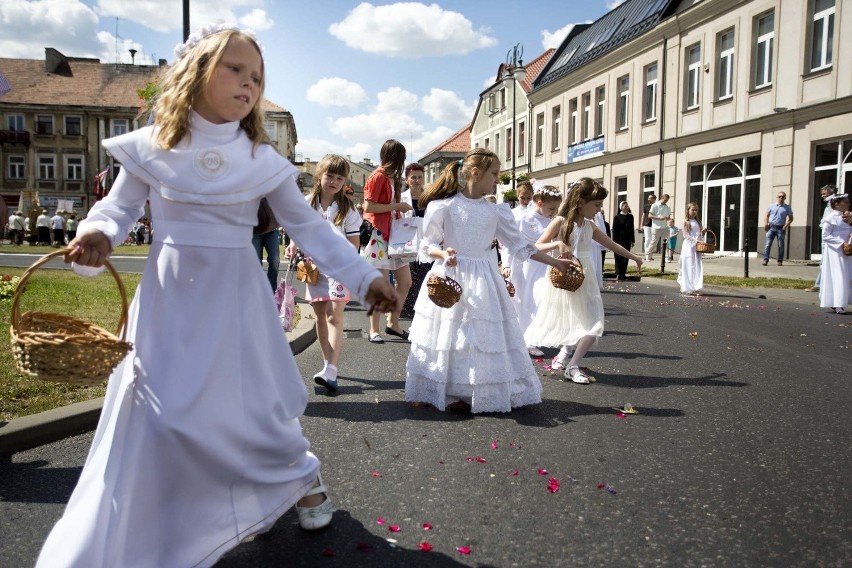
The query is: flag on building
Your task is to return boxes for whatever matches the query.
[0,72,11,97]
[93,168,110,200]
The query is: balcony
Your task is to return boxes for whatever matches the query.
[0,130,31,147]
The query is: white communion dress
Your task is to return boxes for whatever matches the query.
[524,219,605,348]
[819,209,852,309]
[509,209,552,335]
[36,113,380,568]
[677,219,705,294]
[405,194,542,413]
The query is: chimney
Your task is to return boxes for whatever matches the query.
[158,59,167,66]
[45,48,72,76]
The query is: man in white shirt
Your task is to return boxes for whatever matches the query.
[645,194,671,261]
[8,211,24,245]
[50,211,66,247]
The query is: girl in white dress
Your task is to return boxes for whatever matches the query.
[405,149,573,413]
[293,154,363,392]
[36,25,399,568]
[677,203,706,295]
[525,178,643,384]
[819,193,852,314]
[507,185,562,356]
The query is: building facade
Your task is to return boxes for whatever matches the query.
[0,48,297,218]
[528,0,851,260]
[418,123,471,186]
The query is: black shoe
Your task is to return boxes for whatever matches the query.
[762,260,768,266]
[313,375,338,392]
[384,327,409,340]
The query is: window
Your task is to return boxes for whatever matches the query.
[8,155,25,179]
[595,86,605,138]
[717,29,735,100]
[6,115,24,131]
[35,115,54,135]
[617,75,630,130]
[643,172,656,203]
[535,112,544,155]
[264,121,277,141]
[518,122,526,158]
[484,137,490,149]
[753,12,774,88]
[500,88,507,110]
[111,119,128,137]
[810,0,834,71]
[505,126,513,162]
[65,155,83,180]
[551,106,561,151]
[569,98,578,145]
[615,176,627,205]
[38,155,56,179]
[582,93,592,140]
[643,63,658,121]
[495,133,501,159]
[685,44,701,109]
[64,116,82,136]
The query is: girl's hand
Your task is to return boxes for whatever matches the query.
[365,276,401,316]
[633,256,644,270]
[501,266,511,279]
[552,258,574,274]
[64,231,111,267]
[285,243,298,259]
[444,247,458,267]
[396,202,413,213]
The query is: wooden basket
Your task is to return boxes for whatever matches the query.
[549,261,585,292]
[427,273,463,308]
[505,279,516,297]
[695,230,716,254]
[843,239,852,256]
[10,249,133,386]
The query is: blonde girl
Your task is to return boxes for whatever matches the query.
[38,24,399,567]
[526,178,643,384]
[291,154,362,392]
[362,139,413,343]
[405,149,573,413]
[507,185,563,356]
[677,202,706,295]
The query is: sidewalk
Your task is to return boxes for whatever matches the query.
[0,304,317,457]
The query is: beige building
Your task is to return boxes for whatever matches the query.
[0,48,297,217]
[418,123,471,186]
[528,0,851,260]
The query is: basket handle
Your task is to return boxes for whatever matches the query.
[11,248,130,341]
[703,229,717,245]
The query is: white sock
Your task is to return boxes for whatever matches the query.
[326,364,338,381]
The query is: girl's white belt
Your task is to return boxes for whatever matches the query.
[153,220,251,248]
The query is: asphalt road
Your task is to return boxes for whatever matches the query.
[1,279,850,567]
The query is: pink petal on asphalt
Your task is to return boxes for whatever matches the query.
[537,468,548,475]
[456,546,472,555]
[376,518,386,525]
[389,525,401,532]
[418,542,433,552]
[422,523,433,530]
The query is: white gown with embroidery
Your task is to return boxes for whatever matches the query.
[524,219,604,347]
[509,209,552,335]
[677,219,705,293]
[819,210,852,309]
[405,194,542,413]
[36,113,380,568]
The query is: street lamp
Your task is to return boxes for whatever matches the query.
[503,43,526,191]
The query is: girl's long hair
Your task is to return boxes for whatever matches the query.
[378,139,407,201]
[154,30,270,154]
[308,154,353,225]
[684,202,704,229]
[556,177,608,246]
[419,148,499,209]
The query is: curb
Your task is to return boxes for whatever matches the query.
[0,302,317,457]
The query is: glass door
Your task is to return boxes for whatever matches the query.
[705,181,743,252]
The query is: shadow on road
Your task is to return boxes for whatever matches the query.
[0,460,80,503]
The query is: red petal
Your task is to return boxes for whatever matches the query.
[422,523,433,530]
[456,546,472,555]
[537,468,548,475]
[418,541,433,552]
[389,525,401,532]
[547,484,560,493]
[548,477,560,485]
[321,549,335,556]
[475,457,487,463]
[491,441,499,449]
[466,457,474,462]
[597,484,606,489]
[509,470,519,476]
[376,517,386,524]
[616,412,626,418]
[371,471,382,477]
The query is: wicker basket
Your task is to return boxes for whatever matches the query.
[549,261,585,292]
[427,273,463,308]
[10,249,133,386]
[843,239,852,256]
[505,279,516,297]
[695,229,717,254]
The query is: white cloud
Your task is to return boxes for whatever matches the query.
[606,0,627,9]
[542,23,577,50]
[421,89,472,123]
[238,8,274,31]
[376,87,419,114]
[96,0,272,34]
[411,125,457,161]
[329,111,422,143]
[0,0,101,58]
[482,75,497,89]
[328,2,496,58]
[306,78,367,109]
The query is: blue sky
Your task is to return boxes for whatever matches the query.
[1,0,623,163]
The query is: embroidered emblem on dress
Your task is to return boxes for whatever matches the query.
[193,147,229,180]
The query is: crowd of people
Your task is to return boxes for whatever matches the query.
[31,24,850,568]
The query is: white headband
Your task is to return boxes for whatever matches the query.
[173,23,261,62]
[538,187,562,199]
[829,193,848,203]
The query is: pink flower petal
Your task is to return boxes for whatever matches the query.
[547,483,560,493]
[456,546,472,555]
[376,517,386,525]
[534,358,544,363]
[548,477,560,485]
[371,471,382,477]
[491,440,499,449]
[509,470,519,476]
[537,468,548,475]
[418,541,433,552]
[422,523,433,530]
[542,365,552,370]
[466,457,474,462]
[616,412,627,418]
[475,457,487,463]
[389,525,401,532]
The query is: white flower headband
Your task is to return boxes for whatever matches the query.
[829,193,848,203]
[538,186,562,199]
[173,22,262,62]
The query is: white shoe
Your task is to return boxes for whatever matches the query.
[564,366,590,384]
[297,474,335,530]
[527,346,544,357]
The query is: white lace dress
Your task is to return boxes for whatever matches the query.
[677,219,704,294]
[509,209,552,335]
[524,219,604,347]
[405,194,542,413]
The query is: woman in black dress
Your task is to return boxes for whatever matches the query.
[612,201,635,281]
[400,162,430,319]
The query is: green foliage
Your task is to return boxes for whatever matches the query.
[502,189,518,202]
[499,173,512,185]
[516,172,530,182]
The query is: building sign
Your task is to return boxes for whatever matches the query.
[39,195,84,211]
[567,137,605,163]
